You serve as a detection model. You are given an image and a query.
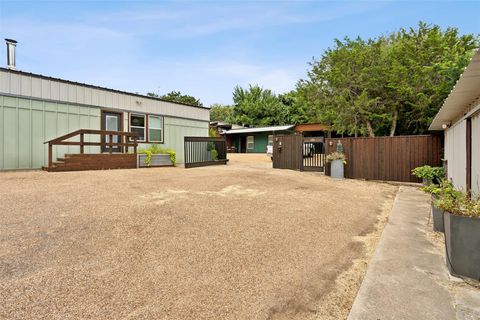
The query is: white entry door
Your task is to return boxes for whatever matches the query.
[102,111,122,152]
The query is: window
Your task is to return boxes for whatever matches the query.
[268,135,273,146]
[247,136,254,150]
[148,115,163,143]
[130,114,145,141]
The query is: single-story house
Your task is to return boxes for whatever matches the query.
[225,123,332,153]
[429,48,480,194]
[0,40,209,170]
[226,125,295,153]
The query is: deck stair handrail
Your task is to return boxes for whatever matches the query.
[44,129,138,168]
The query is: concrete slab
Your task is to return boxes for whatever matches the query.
[455,287,480,320]
[348,186,458,320]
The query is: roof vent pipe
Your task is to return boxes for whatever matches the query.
[5,39,17,70]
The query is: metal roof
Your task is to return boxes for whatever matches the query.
[429,49,480,130]
[226,125,295,134]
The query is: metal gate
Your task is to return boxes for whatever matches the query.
[302,137,325,172]
[184,136,228,168]
[273,134,325,172]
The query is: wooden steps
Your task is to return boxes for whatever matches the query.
[43,153,137,172]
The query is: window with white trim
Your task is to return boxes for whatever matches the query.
[268,135,273,146]
[247,136,254,150]
[148,115,163,143]
[130,114,146,141]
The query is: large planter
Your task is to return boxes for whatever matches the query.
[444,211,480,280]
[422,177,432,186]
[137,154,173,168]
[330,160,344,179]
[431,196,444,232]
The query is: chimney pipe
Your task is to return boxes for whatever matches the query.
[5,39,17,70]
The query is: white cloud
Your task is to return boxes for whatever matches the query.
[0,1,385,106]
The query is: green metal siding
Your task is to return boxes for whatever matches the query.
[137,117,208,164]
[0,95,100,170]
[232,135,240,152]
[247,133,269,153]
[0,95,208,169]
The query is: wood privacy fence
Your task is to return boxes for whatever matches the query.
[184,136,228,168]
[272,134,303,170]
[272,134,326,172]
[324,135,442,182]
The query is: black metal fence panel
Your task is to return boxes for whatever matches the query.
[184,136,228,168]
[302,137,325,172]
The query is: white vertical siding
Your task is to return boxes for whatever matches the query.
[471,113,480,194]
[31,77,41,97]
[0,69,210,121]
[20,76,31,96]
[10,73,21,93]
[445,120,467,190]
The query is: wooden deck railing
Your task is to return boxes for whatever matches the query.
[44,129,138,168]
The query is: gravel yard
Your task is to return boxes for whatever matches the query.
[0,154,397,320]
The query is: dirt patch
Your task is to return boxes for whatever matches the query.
[311,196,394,320]
[0,155,397,319]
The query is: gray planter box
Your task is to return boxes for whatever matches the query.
[330,160,344,179]
[422,177,432,186]
[431,197,444,232]
[137,154,173,168]
[444,211,480,280]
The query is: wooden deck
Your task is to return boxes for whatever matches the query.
[43,153,137,172]
[43,129,139,172]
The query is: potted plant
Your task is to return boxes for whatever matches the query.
[421,182,444,232]
[411,165,445,185]
[326,141,346,179]
[436,188,480,280]
[137,144,176,167]
[207,128,219,161]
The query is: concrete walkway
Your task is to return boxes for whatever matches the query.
[348,186,480,320]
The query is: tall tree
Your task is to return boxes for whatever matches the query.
[209,103,234,122]
[147,91,203,107]
[297,22,478,136]
[230,85,289,126]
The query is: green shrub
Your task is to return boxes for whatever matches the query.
[138,144,176,166]
[433,180,480,218]
[421,183,442,198]
[436,192,480,218]
[326,152,346,164]
[411,165,445,181]
[211,149,218,160]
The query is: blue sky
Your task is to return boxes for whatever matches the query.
[0,1,478,106]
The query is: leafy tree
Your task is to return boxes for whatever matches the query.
[278,91,314,125]
[209,103,234,122]
[230,85,290,126]
[297,22,478,136]
[147,91,203,107]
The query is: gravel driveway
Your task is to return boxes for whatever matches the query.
[0,154,397,320]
